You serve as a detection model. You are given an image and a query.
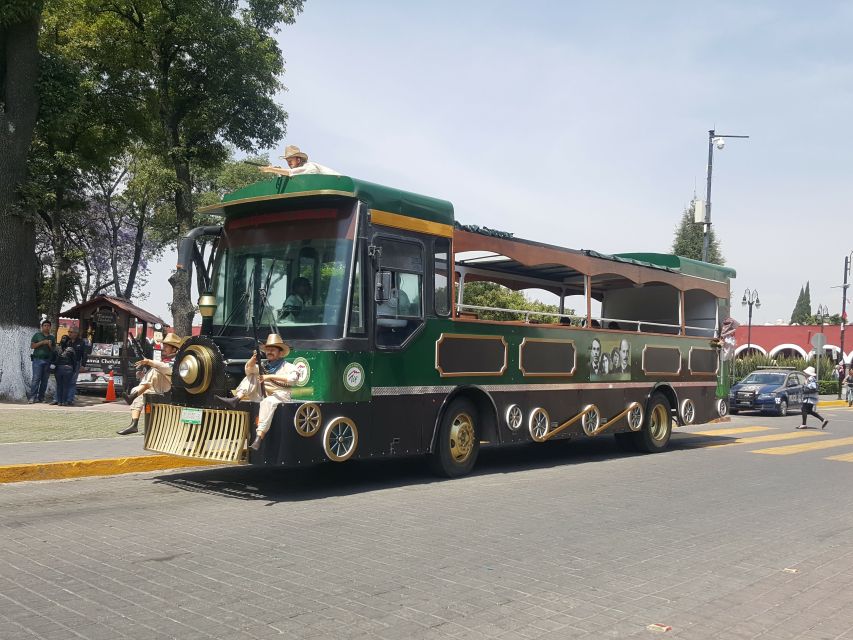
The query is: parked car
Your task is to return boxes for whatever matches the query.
[729,368,805,416]
[75,371,123,394]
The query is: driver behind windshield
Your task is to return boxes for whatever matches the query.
[278,277,311,323]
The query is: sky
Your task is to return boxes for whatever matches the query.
[147,0,853,327]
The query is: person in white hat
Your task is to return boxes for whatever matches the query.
[259,145,340,177]
[798,365,828,430]
[215,334,300,451]
[118,332,184,435]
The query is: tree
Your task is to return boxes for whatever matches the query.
[0,1,43,399]
[671,202,725,265]
[462,281,566,323]
[68,0,305,334]
[790,282,812,325]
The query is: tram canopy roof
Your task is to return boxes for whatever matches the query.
[60,295,165,325]
[200,174,455,228]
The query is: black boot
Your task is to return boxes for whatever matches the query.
[117,418,139,435]
[123,391,136,405]
[249,435,263,451]
[215,394,242,409]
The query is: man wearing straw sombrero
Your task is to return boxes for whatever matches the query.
[118,332,184,435]
[216,333,300,450]
[259,145,340,177]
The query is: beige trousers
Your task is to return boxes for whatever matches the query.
[235,374,292,437]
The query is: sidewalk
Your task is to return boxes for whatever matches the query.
[0,395,220,483]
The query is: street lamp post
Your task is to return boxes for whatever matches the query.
[742,289,760,355]
[703,129,750,263]
[839,253,851,399]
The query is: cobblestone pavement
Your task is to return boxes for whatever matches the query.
[2,408,853,639]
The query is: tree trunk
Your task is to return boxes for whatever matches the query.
[123,204,146,299]
[0,15,41,400]
[168,142,195,336]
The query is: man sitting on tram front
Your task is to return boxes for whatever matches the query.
[215,334,299,451]
[118,333,184,435]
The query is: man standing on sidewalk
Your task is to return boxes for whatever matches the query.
[29,320,55,404]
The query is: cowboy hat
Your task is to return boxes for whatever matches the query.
[803,366,816,377]
[162,333,184,349]
[261,333,291,357]
[281,145,308,161]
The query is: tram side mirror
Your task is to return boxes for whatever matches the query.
[374,271,392,303]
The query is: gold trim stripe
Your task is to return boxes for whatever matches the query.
[370,209,454,238]
[198,189,357,214]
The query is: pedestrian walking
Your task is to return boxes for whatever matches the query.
[28,319,55,403]
[844,367,853,407]
[798,366,828,430]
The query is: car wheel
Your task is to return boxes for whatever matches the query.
[778,399,788,417]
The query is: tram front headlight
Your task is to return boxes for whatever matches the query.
[179,355,199,384]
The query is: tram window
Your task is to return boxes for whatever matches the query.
[348,253,365,334]
[298,247,318,301]
[375,238,424,348]
[434,238,450,316]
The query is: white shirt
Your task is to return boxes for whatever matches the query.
[289,162,340,176]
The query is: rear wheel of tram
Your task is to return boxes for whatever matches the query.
[429,398,480,478]
[633,393,672,453]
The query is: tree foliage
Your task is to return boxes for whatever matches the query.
[671,202,725,265]
[790,282,812,324]
[56,0,304,333]
[462,281,567,323]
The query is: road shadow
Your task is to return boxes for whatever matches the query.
[153,430,739,503]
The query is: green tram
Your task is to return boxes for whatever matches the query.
[144,174,735,477]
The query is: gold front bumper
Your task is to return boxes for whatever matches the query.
[144,404,250,464]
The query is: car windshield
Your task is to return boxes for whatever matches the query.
[211,204,358,340]
[741,373,785,385]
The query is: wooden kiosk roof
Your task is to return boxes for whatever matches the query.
[60,295,165,325]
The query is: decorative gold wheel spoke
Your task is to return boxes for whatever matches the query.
[323,418,358,462]
[449,413,474,463]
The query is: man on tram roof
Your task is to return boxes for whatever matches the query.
[259,145,340,177]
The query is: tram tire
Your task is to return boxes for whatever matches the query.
[614,432,637,452]
[633,393,672,453]
[429,398,480,478]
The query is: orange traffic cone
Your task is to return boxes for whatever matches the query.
[104,370,117,403]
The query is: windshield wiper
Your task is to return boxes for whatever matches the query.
[217,263,256,336]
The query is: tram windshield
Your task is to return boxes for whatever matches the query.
[211,204,358,339]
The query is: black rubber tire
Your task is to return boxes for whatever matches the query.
[429,398,480,478]
[777,399,788,417]
[633,393,672,453]
[614,432,637,452]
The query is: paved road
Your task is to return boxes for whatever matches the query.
[2,408,853,640]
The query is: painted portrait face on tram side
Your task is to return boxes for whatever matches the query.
[590,338,606,375]
[620,339,630,372]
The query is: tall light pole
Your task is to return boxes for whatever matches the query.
[703,129,750,263]
[839,253,851,397]
[742,289,760,354]
[815,304,829,384]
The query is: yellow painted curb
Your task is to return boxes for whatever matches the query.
[818,400,849,408]
[0,455,217,484]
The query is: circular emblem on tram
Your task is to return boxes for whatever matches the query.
[343,362,365,392]
[292,357,311,387]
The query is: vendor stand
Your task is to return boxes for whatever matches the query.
[60,296,165,394]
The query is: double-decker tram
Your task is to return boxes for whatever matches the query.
[144,174,734,477]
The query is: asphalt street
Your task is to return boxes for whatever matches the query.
[2,407,853,640]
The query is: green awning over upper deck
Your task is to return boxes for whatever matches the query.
[614,252,736,283]
[200,174,455,227]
